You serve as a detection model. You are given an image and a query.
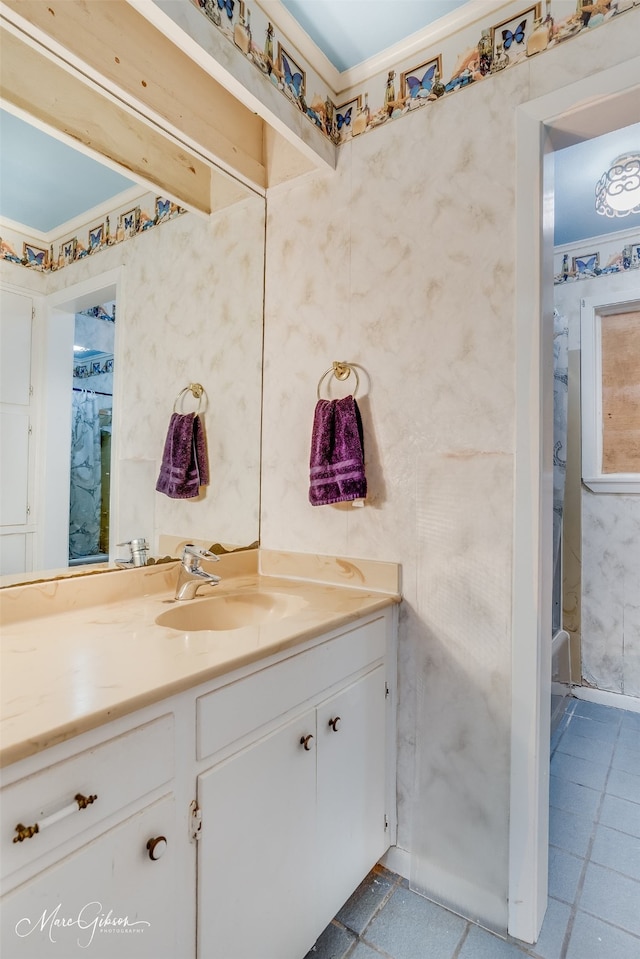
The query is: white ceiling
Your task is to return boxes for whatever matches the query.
[1,2,639,246]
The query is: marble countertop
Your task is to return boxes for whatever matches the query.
[0,550,400,768]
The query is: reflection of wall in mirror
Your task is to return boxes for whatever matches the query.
[3,196,265,576]
[0,288,35,575]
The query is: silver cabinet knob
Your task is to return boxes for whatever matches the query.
[146,836,167,860]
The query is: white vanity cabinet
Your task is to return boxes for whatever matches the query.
[0,714,187,959]
[1,606,397,959]
[315,665,388,923]
[2,795,178,959]
[197,709,318,959]
[195,614,393,959]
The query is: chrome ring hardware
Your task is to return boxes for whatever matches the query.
[300,734,314,751]
[146,836,168,861]
[328,716,341,732]
[13,792,98,843]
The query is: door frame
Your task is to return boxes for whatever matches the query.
[41,267,123,569]
[509,58,640,943]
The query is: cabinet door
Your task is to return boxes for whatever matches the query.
[1,794,181,959]
[316,666,388,921]
[197,709,316,959]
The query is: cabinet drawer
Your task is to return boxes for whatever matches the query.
[197,616,386,761]
[2,794,180,958]
[1,714,174,883]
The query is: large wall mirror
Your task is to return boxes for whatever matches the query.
[0,105,265,582]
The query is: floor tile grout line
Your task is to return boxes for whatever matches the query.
[574,905,640,940]
[343,871,404,951]
[344,935,395,959]
[449,922,472,959]
[557,712,624,959]
[550,701,578,760]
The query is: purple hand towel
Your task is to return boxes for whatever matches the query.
[156,412,209,499]
[309,395,367,506]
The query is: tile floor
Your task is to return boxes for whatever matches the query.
[305,699,640,959]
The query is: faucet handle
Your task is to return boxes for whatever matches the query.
[182,544,220,568]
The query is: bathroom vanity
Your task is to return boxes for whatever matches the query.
[0,552,399,958]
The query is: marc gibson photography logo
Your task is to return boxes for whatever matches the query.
[15,901,151,948]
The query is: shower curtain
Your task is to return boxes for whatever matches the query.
[553,310,569,585]
[69,390,102,559]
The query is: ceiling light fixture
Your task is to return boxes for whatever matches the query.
[595,153,640,218]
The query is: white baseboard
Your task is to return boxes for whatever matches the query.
[572,685,640,714]
[381,844,411,880]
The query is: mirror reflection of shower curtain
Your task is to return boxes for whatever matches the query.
[69,390,101,559]
[553,310,569,591]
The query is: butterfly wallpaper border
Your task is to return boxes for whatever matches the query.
[490,5,542,60]
[22,242,48,271]
[277,43,306,103]
[334,95,362,139]
[572,251,600,276]
[89,223,105,252]
[400,55,443,102]
[2,194,186,276]
[119,207,141,241]
[61,237,78,267]
[185,0,637,152]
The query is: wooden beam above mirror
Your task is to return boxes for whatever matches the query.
[2,0,271,190]
[1,25,217,214]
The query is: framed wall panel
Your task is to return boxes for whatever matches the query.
[581,287,640,492]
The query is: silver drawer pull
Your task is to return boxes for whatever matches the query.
[13,792,98,843]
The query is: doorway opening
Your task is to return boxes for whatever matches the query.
[69,300,116,566]
[41,268,121,571]
[510,65,640,944]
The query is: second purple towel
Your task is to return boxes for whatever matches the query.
[309,395,367,506]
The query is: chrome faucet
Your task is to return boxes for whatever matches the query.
[174,545,221,600]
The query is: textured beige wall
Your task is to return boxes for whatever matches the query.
[261,13,639,931]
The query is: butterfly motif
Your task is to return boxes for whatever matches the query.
[63,243,74,259]
[156,198,170,219]
[89,229,102,249]
[26,246,45,266]
[406,64,437,98]
[282,53,303,98]
[336,107,352,131]
[217,0,234,18]
[502,19,526,49]
[124,214,134,232]
[575,255,597,273]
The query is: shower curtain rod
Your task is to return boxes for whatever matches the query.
[72,387,112,397]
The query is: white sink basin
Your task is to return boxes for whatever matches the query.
[156,589,307,632]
